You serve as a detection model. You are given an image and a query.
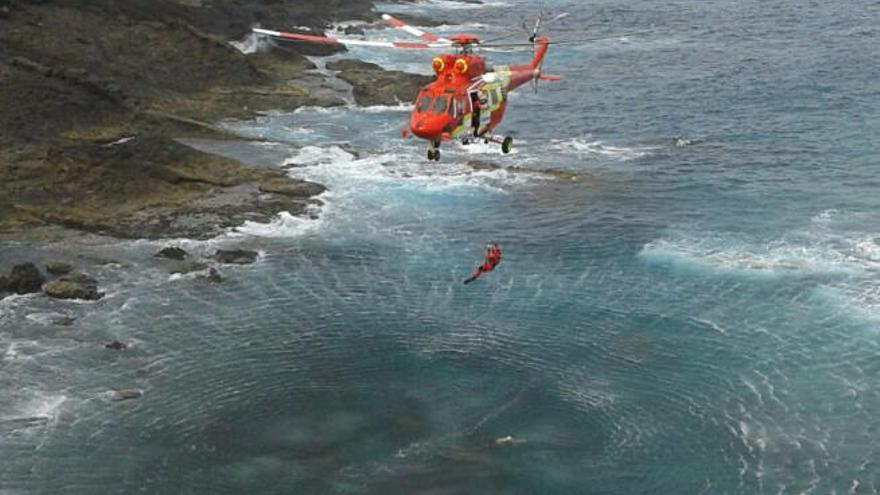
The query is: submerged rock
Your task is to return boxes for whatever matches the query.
[42,273,103,300]
[45,260,73,275]
[156,246,188,260]
[112,389,143,401]
[212,249,258,265]
[6,263,46,294]
[466,160,585,181]
[0,416,49,429]
[169,260,208,275]
[203,267,224,283]
[52,315,76,326]
[105,340,127,351]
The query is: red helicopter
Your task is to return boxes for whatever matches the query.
[254,14,564,161]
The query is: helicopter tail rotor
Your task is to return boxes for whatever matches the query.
[526,12,567,92]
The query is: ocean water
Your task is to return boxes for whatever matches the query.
[2,0,880,493]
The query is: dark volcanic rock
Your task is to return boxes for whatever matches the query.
[6,263,46,294]
[105,340,127,351]
[156,246,188,260]
[468,160,501,171]
[45,260,73,275]
[259,177,326,197]
[212,249,258,265]
[0,0,407,240]
[42,273,102,300]
[326,59,433,106]
[204,267,223,283]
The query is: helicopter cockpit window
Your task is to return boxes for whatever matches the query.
[416,95,432,112]
[432,95,449,114]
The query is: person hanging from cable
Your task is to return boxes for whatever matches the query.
[464,243,502,284]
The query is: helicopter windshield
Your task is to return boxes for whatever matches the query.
[416,94,431,112]
[432,96,449,114]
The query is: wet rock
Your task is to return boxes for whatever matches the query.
[169,260,207,274]
[259,177,326,197]
[0,416,49,429]
[105,340,127,350]
[42,273,102,300]
[326,59,433,106]
[45,260,73,275]
[467,160,500,171]
[0,275,7,294]
[155,246,188,260]
[112,389,143,401]
[212,249,258,264]
[466,160,584,181]
[204,267,223,283]
[6,263,46,294]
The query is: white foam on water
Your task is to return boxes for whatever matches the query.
[3,393,67,426]
[639,233,871,279]
[813,283,880,323]
[293,103,410,114]
[549,138,656,161]
[283,144,357,166]
[284,144,521,192]
[24,312,70,325]
[414,0,509,9]
[234,210,325,239]
[642,211,880,324]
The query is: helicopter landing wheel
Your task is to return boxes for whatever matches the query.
[502,136,513,154]
[427,149,435,161]
[433,149,441,161]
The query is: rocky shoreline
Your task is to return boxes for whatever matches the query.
[0,0,430,240]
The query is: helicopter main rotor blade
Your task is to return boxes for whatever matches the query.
[252,28,451,50]
[481,31,651,48]
[483,11,569,44]
[381,14,451,43]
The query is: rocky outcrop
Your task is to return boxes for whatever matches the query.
[156,247,188,260]
[259,177,326,197]
[2,137,325,239]
[45,261,73,275]
[212,249,258,265]
[0,0,433,239]
[42,273,103,301]
[327,59,433,106]
[5,263,46,294]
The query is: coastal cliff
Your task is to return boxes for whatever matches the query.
[0,0,429,239]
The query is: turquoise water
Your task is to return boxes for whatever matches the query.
[2,0,879,493]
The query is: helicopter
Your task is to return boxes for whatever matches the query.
[253,13,565,161]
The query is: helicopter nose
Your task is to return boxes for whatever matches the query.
[409,115,446,139]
